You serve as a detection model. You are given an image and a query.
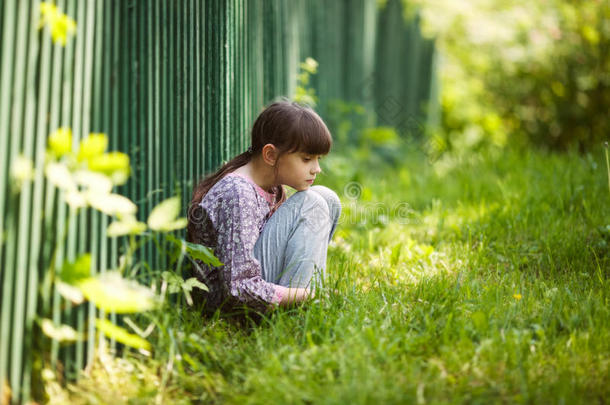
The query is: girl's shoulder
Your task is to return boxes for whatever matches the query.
[203,174,257,205]
[209,173,276,205]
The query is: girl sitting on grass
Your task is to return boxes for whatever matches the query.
[187,99,341,314]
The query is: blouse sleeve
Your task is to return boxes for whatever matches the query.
[211,182,280,310]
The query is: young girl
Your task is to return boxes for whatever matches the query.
[187,100,341,314]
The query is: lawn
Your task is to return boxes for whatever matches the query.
[58,146,610,404]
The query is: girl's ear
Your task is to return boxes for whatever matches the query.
[261,143,278,167]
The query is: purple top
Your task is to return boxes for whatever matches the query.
[190,172,283,312]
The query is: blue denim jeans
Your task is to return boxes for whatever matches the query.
[253,185,341,290]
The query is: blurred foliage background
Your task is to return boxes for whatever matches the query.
[409,0,609,153]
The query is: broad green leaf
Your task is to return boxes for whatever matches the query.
[107,170,129,186]
[64,189,87,209]
[88,152,130,185]
[47,127,72,157]
[45,162,76,191]
[59,253,91,284]
[183,277,208,292]
[180,277,208,306]
[73,170,112,194]
[148,196,186,231]
[161,271,184,294]
[107,216,147,237]
[56,281,84,304]
[161,218,188,232]
[79,272,157,313]
[184,241,223,267]
[41,318,82,342]
[10,155,34,187]
[77,133,108,162]
[161,274,209,305]
[95,318,151,350]
[165,234,223,267]
[89,193,137,217]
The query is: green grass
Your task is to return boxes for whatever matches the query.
[59,146,609,404]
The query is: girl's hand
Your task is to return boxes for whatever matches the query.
[270,286,339,309]
[272,286,312,307]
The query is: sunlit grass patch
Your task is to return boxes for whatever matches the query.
[46,347,191,404]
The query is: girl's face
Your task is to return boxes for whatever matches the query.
[275,151,323,191]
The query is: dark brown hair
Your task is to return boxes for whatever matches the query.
[187,99,332,242]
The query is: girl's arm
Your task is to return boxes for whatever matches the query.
[208,180,288,311]
[272,285,314,306]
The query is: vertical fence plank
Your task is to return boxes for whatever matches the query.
[0,0,16,287]
[97,1,113,343]
[0,0,17,398]
[10,0,41,400]
[7,0,38,399]
[74,0,96,372]
[22,0,51,398]
[62,0,81,378]
[194,0,202,183]
[47,0,68,371]
[152,0,161,272]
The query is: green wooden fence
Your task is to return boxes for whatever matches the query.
[0,0,436,402]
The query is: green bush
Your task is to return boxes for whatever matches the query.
[414,0,610,151]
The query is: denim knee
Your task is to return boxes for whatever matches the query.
[310,185,341,225]
[290,186,341,238]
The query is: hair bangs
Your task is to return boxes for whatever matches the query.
[285,108,332,155]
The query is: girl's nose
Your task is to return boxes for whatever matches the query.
[312,161,321,174]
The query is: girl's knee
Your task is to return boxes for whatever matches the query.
[310,185,341,221]
[287,187,341,229]
[310,184,340,205]
[301,188,331,215]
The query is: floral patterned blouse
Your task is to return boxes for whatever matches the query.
[190,172,283,312]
